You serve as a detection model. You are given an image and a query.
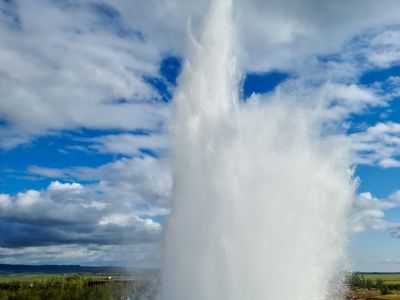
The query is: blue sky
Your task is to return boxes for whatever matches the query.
[1,0,400,270]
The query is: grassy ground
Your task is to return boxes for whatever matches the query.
[0,271,157,299]
[349,273,400,300]
[364,273,400,285]
[1,270,399,299]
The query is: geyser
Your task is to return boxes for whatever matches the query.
[162,0,354,299]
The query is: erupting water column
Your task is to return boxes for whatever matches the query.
[162,0,354,299]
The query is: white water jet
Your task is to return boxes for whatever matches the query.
[162,0,354,299]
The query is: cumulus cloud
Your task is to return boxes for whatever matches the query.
[0,142,175,264]
[1,181,99,225]
[0,180,163,247]
[73,156,172,209]
[0,155,171,263]
[28,155,172,209]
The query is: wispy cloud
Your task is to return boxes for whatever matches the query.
[0,0,169,149]
[351,122,400,168]
[351,191,400,233]
[87,133,168,156]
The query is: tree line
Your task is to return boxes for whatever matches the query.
[0,274,157,300]
[346,273,399,295]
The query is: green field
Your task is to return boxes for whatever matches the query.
[347,273,400,300]
[1,269,400,300]
[0,270,157,300]
[363,273,400,285]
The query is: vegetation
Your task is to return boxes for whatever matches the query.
[364,274,400,285]
[2,268,400,300]
[0,274,157,300]
[346,273,400,299]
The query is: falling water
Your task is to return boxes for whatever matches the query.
[162,0,354,299]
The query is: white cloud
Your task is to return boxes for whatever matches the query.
[27,155,172,210]
[379,158,400,168]
[0,0,169,148]
[0,194,11,208]
[32,156,171,218]
[351,122,400,168]
[73,156,172,209]
[48,181,83,192]
[0,181,99,224]
[88,133,168,156]
[0,179,164,253]
[114,0,400,71]
[351,192,400,233]
[14,190,42,208]
[2,0,400,149]
[99,213,160,230]
[267,80,381,127]
[8,156,172,226]
[387,190,400,203]
[0,151,171,266]
[27,166,66,178]
[318,82,381,124]
[0,156,171,251]
[234,0,400,72]
[366,27,400,67]
[3,0,400,266]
